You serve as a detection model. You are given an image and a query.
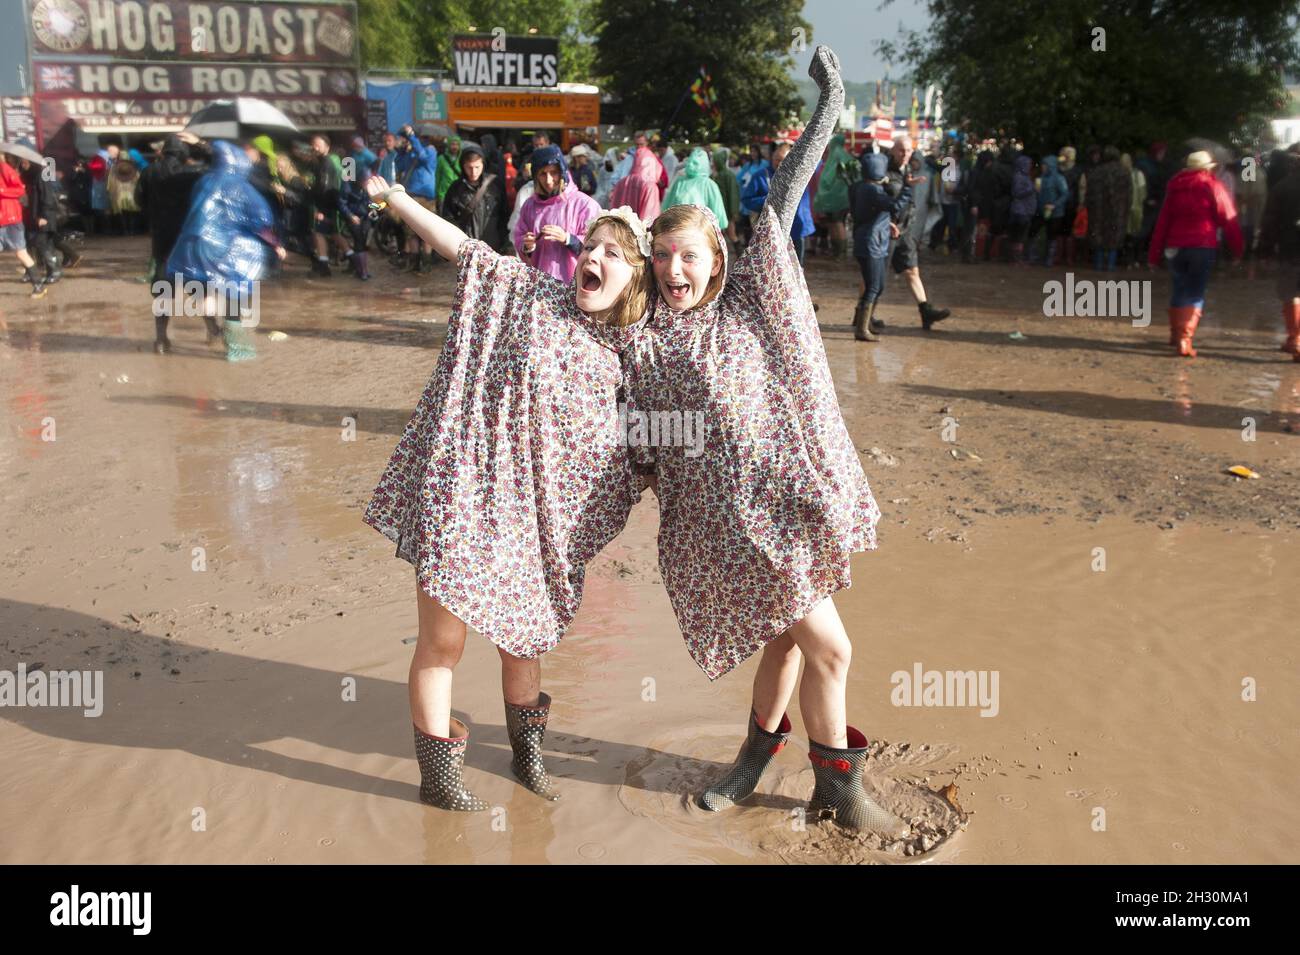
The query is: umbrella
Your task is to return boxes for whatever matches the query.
[1184,137,1233,166]
[0,140,44,164]
[184,98,299,141]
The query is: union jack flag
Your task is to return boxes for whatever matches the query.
[40,65,76,91]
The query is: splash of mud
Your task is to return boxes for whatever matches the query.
[618,726,969,863]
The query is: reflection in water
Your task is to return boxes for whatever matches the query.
[870,345,905,385]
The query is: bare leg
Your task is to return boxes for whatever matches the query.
[786,596,851,748]
[498,646,541,707]
[903,266,927,305]
[16,249,36,269]
[410,579,467,737]
[750,632,801,731]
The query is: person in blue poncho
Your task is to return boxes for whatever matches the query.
[162,140,285,360]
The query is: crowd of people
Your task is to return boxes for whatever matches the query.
[5,110,1300,364]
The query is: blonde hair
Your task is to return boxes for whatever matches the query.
[582,217,651,328]
[650,205,726,309]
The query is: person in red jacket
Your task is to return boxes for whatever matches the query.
[0,153,48,298]
[1148,150,1243,357]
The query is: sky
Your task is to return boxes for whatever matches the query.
[789,0,933,84]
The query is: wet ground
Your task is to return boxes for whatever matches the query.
[2,237,1297,864]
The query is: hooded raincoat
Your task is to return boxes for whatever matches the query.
[165,140,276,293]
[610,146,664,224]
[363,221,648,657]
[712,148,740,227]
[623,52,879,680]
[813,134,855,216]
[662,148,728,227]
[512,144,600,282]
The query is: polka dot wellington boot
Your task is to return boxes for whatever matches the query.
[413,720,490,811]
[698,710,792,811]
[504,692,561,800]
[807,726,910,838]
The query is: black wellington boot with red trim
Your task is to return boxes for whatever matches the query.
[698,710,792,811]
[807,726,910,838]
[413,720,490,811]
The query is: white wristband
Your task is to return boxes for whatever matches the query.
[377,183,406,202]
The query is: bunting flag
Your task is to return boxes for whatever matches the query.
[690,65,720,120]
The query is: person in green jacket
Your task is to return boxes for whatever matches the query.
[662,147,728,229]
[813,133,856,259]
[436,136,462,206]
[712,146,740,247]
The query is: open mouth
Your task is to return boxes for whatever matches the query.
[665,281,691,301]
[581,268,602,293]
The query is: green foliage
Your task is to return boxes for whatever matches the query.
[878,0,1300,150]
[593,0,811,142]
[357,0,598,80]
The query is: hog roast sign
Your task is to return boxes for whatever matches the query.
[26,0,362,143]
[27,0,357,62]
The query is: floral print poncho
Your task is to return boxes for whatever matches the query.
[363,238,643,657]
[623,203,880,680]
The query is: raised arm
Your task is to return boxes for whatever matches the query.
[765,45,845,235]
[366,175,467,262]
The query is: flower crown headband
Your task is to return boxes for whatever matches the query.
[586,205,653,258]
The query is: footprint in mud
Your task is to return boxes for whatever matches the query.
[618,728,971,864]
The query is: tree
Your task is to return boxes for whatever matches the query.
[358,0,598,80]
[878,0,1300,151]
[593,0,811,143]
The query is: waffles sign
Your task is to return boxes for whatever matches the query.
[27,0,357,63]
[452,34,559,88]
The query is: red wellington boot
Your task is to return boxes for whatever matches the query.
[1172,305,1201,358]
[1282,301,1300,360]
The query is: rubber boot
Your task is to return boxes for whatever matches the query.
[504,692,561,801]
[868,303,887,333]
[1010,241,1025,265]
[413,252,427,274]
[25,266,48,299]
[43,249,63,284]
[353,251,371,281]
[222,318,257,362]
[202,315,224,346]
[312,257,332,277]
[698,710,792,811]
[153,314,172,355]
[830,238,846,260]
[850,298,865,329]
[854,300,881,341]
[1280,302,1300,356]
[1171,305,1200,358]
[413,720,490,811]
[1045,237,1058,268]
[807,726,910,838]
[920,301,951,330]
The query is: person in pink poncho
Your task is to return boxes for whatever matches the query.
[610,145,664,224]
[512,144,600,282]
